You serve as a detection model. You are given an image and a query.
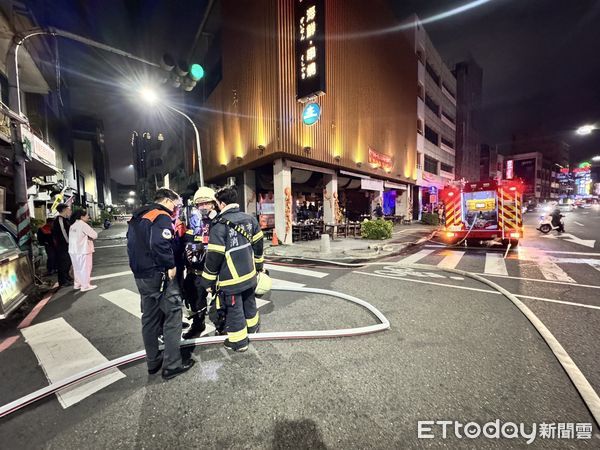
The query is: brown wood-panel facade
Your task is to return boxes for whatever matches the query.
[201,0,418,184]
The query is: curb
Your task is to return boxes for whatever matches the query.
[265,230,437,265]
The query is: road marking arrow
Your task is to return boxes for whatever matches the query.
[540,233,595,248]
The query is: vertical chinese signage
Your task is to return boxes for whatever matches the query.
[296,0,326,101]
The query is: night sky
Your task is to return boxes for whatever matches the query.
[28,0,600,183]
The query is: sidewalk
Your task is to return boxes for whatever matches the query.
[264,223,437,262]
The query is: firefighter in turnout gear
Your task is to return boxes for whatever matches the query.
[200,185,264,352]
[180,187,219,339]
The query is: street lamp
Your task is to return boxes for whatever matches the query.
[139,87,204,186]
[592,156,600,162]
[576,125,595,136]
[129,191,136,196]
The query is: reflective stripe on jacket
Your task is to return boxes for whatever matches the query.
[200,204,264,294]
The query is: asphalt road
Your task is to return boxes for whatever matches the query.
[0,215,599,448]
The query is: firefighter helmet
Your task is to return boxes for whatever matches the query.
[193,186,216,204]
[255,270,272,297]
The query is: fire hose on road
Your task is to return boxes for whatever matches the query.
[2,258,599,427]
[0,286,390,418]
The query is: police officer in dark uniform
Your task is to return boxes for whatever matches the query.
[127,188,195,380]
[200,185,264,352]
[181,186,219,339]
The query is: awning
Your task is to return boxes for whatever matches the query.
[385,181,407,190]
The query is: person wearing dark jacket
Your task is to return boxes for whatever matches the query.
[551,208,565,233]
[200,185,264,352]
[181,186,219,339]
[127,188,195,380]
[51,204,73,287]
[37,218,56,275]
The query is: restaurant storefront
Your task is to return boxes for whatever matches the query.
[199,0,419,243]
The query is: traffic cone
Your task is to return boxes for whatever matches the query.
[271,229,279,246]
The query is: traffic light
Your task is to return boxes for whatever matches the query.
[160,53,204,92]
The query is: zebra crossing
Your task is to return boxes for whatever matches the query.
[15,265,330,410]
[394,245,600,285]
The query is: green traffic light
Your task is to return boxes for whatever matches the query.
[189,63,204,81]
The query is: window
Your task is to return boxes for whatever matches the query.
[425,62,440,85]
[417,83,424,100]
[425,95,439,115]
[417,119,424,135]
[416,152,422,169]
[441,163,454,173]
[424,155,438,174]
[424,125,438,145]
[441,137,454,149]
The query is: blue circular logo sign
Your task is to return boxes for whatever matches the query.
[302,103,321,126]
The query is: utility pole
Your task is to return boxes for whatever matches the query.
[6,27,161,250]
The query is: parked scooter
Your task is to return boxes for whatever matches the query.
[537,213,564,234]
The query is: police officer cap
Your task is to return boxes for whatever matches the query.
[193,186,216,204]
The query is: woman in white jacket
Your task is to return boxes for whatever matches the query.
[68,209,98,292]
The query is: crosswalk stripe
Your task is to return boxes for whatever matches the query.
[524,251,576,283]
[437,250,465,269]
[396,249,436,265]
[484,253,508,275]
[20,318,125,408]
[100,288,141,318]
[265,264,328,278]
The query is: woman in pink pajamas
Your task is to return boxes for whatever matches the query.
[68,209,98,292]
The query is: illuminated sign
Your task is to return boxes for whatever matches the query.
[368,148,393,172]
[302,103,321,126]
[466,198,496,211]
[506,160,514,179]
[20,124,57,168]
[0,254,33,309]
[296,0,326,101]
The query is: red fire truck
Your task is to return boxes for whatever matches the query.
[439,179,525,247]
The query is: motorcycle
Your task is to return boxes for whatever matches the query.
[537,214,564,234]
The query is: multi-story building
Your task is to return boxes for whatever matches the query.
[403,14,457,216]
[504,152,565,202]
[192,0,418,243]
[0,1,72,222]
[71,114,112,219]
[480,144,503,181]
[454,57,483,181]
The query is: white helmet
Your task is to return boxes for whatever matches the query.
[193,186,216,204]
[255,270,272,297]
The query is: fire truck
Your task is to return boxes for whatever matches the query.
[439,179,525,247]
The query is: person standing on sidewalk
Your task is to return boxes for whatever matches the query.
[52,203,73,287]
[127,187,195,380]
[37,218,56,275]
[68,209,98,291]
[200,185,264,352]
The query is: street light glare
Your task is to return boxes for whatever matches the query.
[140,87,158,104]
[129,191,136,196]
[576,125,594,135]
[592,156,600,162]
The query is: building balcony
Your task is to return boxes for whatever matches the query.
[441,114,456,131]
[442,84,457,105]
[440,141,455,155]
[418,61,425,84]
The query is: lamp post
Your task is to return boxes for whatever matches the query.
[139,88,204,187]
